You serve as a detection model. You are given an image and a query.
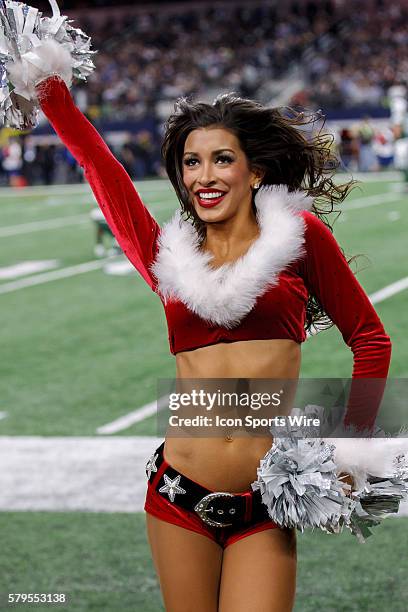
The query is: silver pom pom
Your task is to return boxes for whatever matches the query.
[252,407,408,541]
[252,434,354,531]
[345,454,408,543]
[0,0,95,128]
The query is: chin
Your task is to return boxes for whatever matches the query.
[194,206,229,223]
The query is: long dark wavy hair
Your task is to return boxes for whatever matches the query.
[161,93,355,332]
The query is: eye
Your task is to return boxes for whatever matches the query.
[216,154,234,164]
[183,157,199,167]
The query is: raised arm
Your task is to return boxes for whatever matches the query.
[299,211,392,431]
[38,76,160,290]
[6,35,160,291]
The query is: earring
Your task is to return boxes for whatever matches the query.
[253,181,260,189]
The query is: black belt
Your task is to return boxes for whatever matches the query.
[146,443,271,528]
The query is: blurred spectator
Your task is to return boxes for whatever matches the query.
[36,145,56,185]
[389,83,408,185]
[90,207,121,257]
[338,128,359,171]
[119,131,158,178]
[373,128,395,169]
[1,137,26,187]
[357,117,377,171]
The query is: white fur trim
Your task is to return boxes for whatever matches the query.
[325,436,408,491]
[7,39,73,101]
[152,185,313,328]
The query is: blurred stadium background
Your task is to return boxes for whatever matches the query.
[1,0,408,610]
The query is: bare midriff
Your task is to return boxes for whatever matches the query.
[164,339,301,493]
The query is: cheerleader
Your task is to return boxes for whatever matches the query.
[3,14,394,612]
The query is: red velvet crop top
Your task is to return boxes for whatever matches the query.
[39,77,392,429]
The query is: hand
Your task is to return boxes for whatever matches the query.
[338,471,355,496]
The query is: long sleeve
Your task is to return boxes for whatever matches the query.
[299,211,392,431]
[38,76,160,291]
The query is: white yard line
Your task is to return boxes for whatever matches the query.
[370,276,408,305]
[0,201,172,237]
[0,243,406,307]
[0,179,171,198]
[0,435,407,515]
[336,171,403,182]
[0,260,59,280]
[44,195,96,207]
[0,214,89,237]
[3,194,171,212]
[0,185,90,198]
[0,436,161,512]
[1,195,96,212]
[344,192,404,210]
[0,173,400,199]
[0,259,110,295]
[97,396,169,434]
[310,276,408,338]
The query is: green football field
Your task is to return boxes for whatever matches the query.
[0,174,407,611]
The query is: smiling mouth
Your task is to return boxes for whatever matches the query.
[195,190,227,208]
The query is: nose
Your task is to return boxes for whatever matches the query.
[197,161,216,186]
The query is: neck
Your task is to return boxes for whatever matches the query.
[203,205,260,261]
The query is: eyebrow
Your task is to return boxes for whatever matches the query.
[183,148,236,156]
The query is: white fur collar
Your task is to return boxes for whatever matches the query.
[151,185,313,328]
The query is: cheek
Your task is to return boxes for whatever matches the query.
[225,165,252,189]
[182,168,194,189]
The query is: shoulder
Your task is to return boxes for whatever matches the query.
[294,210,347,280]
[300,210,333,236]
[299,210,342,254]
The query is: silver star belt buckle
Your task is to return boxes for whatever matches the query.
[194,492,240,527]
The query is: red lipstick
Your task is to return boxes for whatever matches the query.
[195,188,227,208]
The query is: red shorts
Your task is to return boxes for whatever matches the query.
[144,443,279,549]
